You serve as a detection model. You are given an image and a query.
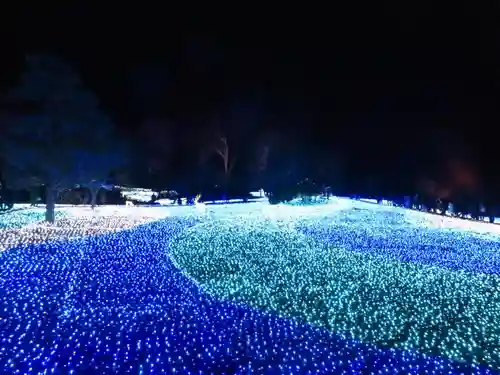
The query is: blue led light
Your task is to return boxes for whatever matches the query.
[0,203,497,373]
[296,205,500,274]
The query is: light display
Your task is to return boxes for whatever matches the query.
[171,209,500,372]
[0,210,66,230]
[295,206,500,274]
[0,202,498,373]
[0,215,158,253]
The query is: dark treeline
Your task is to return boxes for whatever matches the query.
[0,53,497,223]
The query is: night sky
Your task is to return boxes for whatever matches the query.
[1,3,499,191]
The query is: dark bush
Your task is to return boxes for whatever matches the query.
[267,187,295,205]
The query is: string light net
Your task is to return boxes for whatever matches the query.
[0,201,498,373]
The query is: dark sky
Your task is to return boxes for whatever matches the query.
[1,4,499,175]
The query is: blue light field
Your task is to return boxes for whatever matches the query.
[0,200,499,374]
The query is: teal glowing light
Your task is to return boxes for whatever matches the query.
[170,208,500,369]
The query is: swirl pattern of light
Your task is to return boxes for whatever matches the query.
[170,207,500,372]
[0,202,498,373]
[295,205,500,274]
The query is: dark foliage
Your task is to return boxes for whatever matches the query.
[0,54,128,220]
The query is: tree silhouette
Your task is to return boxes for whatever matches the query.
[73,145,128,209]
[0,54,126,221]
[201,98,264,191]
[251,130,280,189]
[212,134,236,177]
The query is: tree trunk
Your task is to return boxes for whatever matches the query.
[82,189,90,205]
[29,188,38,206]
[222,173,230,201]
[90,187,100,210]
[223,155,229,175]
[45,185,56,223]
[99,190,106,205]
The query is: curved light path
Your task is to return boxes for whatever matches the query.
[0,204,497,373]
[170,210,500,372]
[295,204,500,275]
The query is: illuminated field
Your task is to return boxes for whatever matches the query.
[0,200,498,373]
[0,209,67,229]
[170,212,500,368]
